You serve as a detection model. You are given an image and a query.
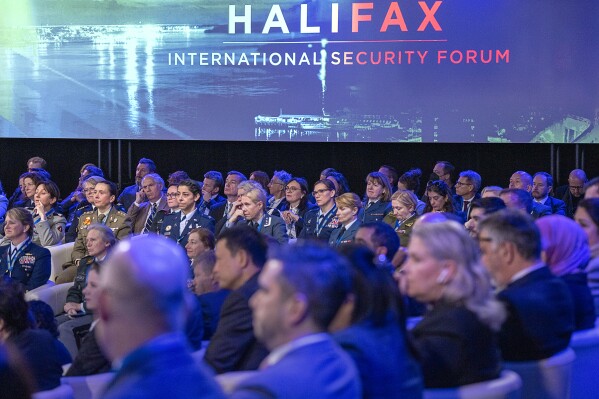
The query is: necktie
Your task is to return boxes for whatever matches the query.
[225,202,232,217]
[97,214,106,224]
[180,214,187,235]
[463,200,470,213]
[367,202,374,209]
[144,203,158,233]
[335,227,346,245]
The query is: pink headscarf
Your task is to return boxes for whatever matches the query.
[536,215,590,276]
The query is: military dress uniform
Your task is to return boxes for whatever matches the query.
[298,205,339,242]
[0,238,51,291]
[160,210,215,248]
[360,200,392,224]
[57,207,131,284]
[237,214,289,244]
[32,210,67,246]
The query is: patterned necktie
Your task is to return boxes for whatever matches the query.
[463,200,471,213]
[144,203,158,233]
[180,214,188,235]
[225,202,232,217]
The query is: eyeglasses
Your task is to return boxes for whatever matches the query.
[312,189,331,196]
[285,186,300,192]
[166,193,178,198]
[270,181,284,186]
[455,181,471,187]
[569,185,584,191]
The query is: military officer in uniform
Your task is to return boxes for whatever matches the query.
[299,179,339,242]
[160,180,215,248]
[57,181,131,284]
[0,207,51,291]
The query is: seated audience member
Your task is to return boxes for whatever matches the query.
[96,235,225,399]
[319,167,337,181]
[354,222,401,269]
[186,227,215,261]
[399,221,505,388]
[204,227,269,374]
[386,190,419,247]
[429,161,455,191]
[280,177,316,240]
[332,245,423,399]
[210,171,248,236]
[127,173,169,234]
[230,186,288,244]
[500,188,551,219]
[464,197,506,238]
[266,170,291,214]
[0,180,8,224]
[150,184,180,234]
[160,179,215,247]
[585,177,599,199]
[361,172,392,223]
[0,343,35,399]
[58,163,103,219]
[168,170,190,186]
[454,170,482,217]
[508,171,554,217]
[117,157,157,211]
[12,172,44,210]
[0,208,50,291]
[536,215,595,330]
[0,280,63,392]
[193,251,230,341]
[481,186,503,198]
[64,175,106,243]
[379,165,399,192]
[329,193,362,248]
[222,180,260,228]
[199,171,226,215]
[27,300,71,366]
[31,180,66,246]
[326,171,351,196]
[58,224,115,358]
[249,171,270,192]
[555,169,587,217]
[230,242,361,399]
[57,180,131,284]
[575,199,599,314]
[424,181,461,220]
[65,261,111,376]
[508,170,533,191]
[532,172,566,215]
[478,210,574,361]
[397,168,426,214]
[299,179,339,241]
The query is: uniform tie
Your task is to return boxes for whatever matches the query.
[144,203,158,233]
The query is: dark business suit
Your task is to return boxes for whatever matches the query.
[410,302,501,388]
[0,241,51,291]
[204,273,268,374]
[160,210,215,247]
[65,324,111,376]
[361,200,392,224]
[102,334,226,399]
[298,208,339,242]
[127,196,169,234]
[453,193,481,218]
[209,201,233,237]
[231,335,361,399]
[536,196,567,216]
[497,266,574,361]
[555,185,583,218]
[116,184,138,214]
[530,202,552,219]
[328,220,361,247]
[197,289,230,340]
[199,195,227,216]
[334,317,423,399]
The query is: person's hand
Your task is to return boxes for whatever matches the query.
[73,190,85,202]
[35,202,46,221]
[202,189,212,203]
[135,190,146,204]
[64,302,81,316]
[229,200,244,222]
[282,211,299,224]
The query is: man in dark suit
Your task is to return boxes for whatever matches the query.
[555,169,588,218]
[478,210,574,361]
[500,188,551,220]
[453,170,482,218]
[209,171,247,236]
[532,172,566,215]
[117,158,157,211]
[266,170,291,215]
[127,173,169,234]
[199,171,226,216]
[204,227,269,374]
[230,242,361,399]
[96,235,225,399]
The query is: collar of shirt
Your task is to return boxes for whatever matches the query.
[262,333,330,368]
[270,197,284,208]
[181,209,196,221]
[10,239,28,254]
[343,219,358,230]
[533,196,549,205]
[508,262,546,285]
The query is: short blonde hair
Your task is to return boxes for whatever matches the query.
[335,192,363,210]
[243,186,267,208]
[391,189,418,211]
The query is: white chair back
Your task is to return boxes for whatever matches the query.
[47,242,75,282]
[423,370,522,399]
[505,347,575,399]
[32,384,74,399]
[62,372,114,399]
[25,282,74,316]
[216,371,260,394]
[570,326,599,399]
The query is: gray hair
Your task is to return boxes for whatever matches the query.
[459,170,482,193]
[142,173,165,189]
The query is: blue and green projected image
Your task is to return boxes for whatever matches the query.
[0,1,598,142]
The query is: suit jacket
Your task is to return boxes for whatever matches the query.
[361,200,392,224]
[102,333,226,399]
[537,196,567,216]
[32,211,66,246]
[453,193,481,217]
[160,210,215,247]
[328,220,361,247]
[530,202,552,219]
[497,266,574,361]
[127,196,169,234]
[410,302,501,388]
[198,289,231,340]
[204,273,269,374]
[298,207,339,242]
[0,241,51,291]
[65,324,111,376]
[199,195,227,215]
[117,184,138,213]
[555,187,582,218]
[334,317,423,399]
[239,215,289,244]
[267,197,288,215]
[70,207,132,264]
[230,335,361,399]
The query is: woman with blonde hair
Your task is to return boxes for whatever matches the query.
[329,193,363,247]
[399,220,506,388]
[386,189,419,247]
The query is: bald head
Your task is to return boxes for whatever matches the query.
[509,171,533,192]
[570,169,587,181]
[98,236,192,361]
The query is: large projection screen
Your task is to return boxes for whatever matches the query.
[0,1,598,143]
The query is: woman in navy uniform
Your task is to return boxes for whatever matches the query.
[160,179,215,247]
[233,185,288,244]
[280,177,316,240]
[362,171,393,223]
[12,172,44,210]
[0,208,50,291]
[329,193,362,248]
[299,179,339,242]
